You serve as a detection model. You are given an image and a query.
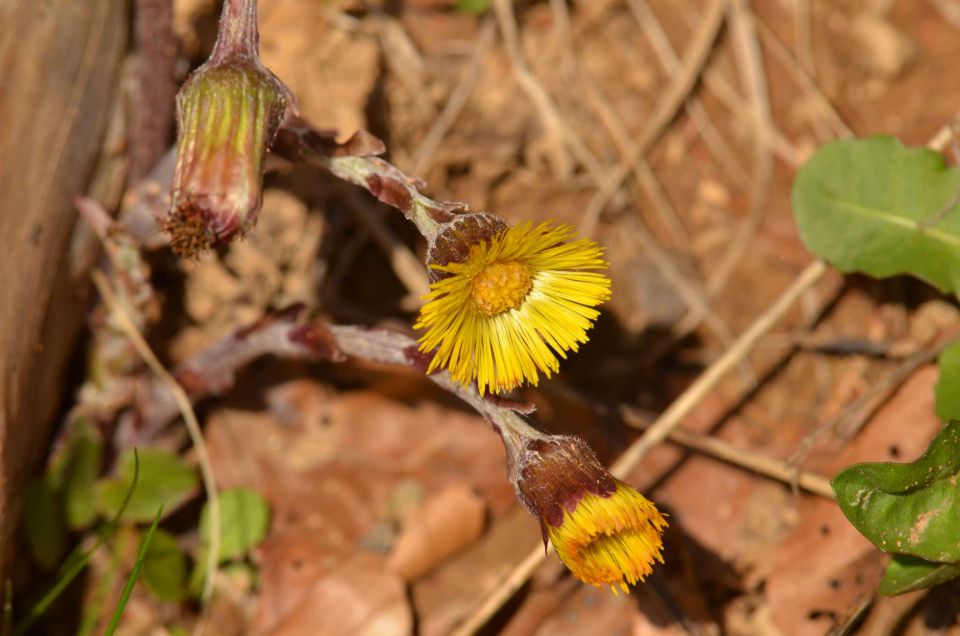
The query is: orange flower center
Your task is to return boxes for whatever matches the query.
[470,260,533,316]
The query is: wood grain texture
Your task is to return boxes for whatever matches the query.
[0,0,128,582]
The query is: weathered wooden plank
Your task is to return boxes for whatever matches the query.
[0,0,129,582]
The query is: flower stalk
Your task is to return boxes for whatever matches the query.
[327,325,666,593]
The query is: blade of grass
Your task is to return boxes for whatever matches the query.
[13,450,142,636]
[104,504,164,636]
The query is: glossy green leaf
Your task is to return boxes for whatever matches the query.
[98,449,197,522]
[880,554,960,595]
[792,135,960,293]
[140,528,186,602]
[832,422,960,562]
[936,338,960,420]
[24,478,66,570]
[200,487,270,562]
[61,422,103,529]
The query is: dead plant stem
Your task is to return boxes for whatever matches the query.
[580,0,725,237]
[91,271,220,608]
[620,406,835,499]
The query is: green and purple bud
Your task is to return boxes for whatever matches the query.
[163,0,290,257]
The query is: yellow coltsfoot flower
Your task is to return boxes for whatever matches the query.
[513,435,667,593]
[415,214,611,394]
[547,481,667,593]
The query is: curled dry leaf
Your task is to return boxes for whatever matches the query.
[386,481,486,580]
[269,554,412,636]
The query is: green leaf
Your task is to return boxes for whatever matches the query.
[15,450,142,636]
[23,478,66,570]
[61,422,103,529]
[936,338,960,420]
[105,504,164,636]
[880,554,960,595]
[455,0,490,14]
[792,135,960,293]
[97,449,197,523]
[139,528,186,602]
[200,488,270,562]
[832,422,960,562]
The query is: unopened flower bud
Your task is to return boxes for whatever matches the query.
[163,0,289,257]
[512,435,667,593]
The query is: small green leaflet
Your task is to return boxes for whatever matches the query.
[97,448,197,522]
[200,487,270,562]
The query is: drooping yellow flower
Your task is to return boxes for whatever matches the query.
[415,220,611,394]
[547,481,667,594]
[511,435,667,594]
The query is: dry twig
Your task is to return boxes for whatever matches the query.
[620,406,834,499]
[580,0,726,237]
[705,0,775,296]
[407,19,496,176]
[90,271,221,607]
[627,0,751,188]
[491,0,605,181]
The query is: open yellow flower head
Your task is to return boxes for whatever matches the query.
[513,436,667,594]
[415,214,611,394]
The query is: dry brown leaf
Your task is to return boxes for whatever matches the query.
[260,0,378,136]
[386,481,486,580]
[414,507,541,636]
[266,554,412,636]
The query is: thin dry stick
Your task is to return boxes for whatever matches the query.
[788,338,955,469]
[701,63,805,167]
[491,0,605,181]
[706,0,775,296]
[552,0,693,248]
[580,0,726,237]
[612,259,828,476]
[91,271,220,605]
[928,0,960,29]
[626,0,752,188]
[753,15,853,138]
[792,0,816,79]
[619,406,835,499]
[408,19,496,176]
